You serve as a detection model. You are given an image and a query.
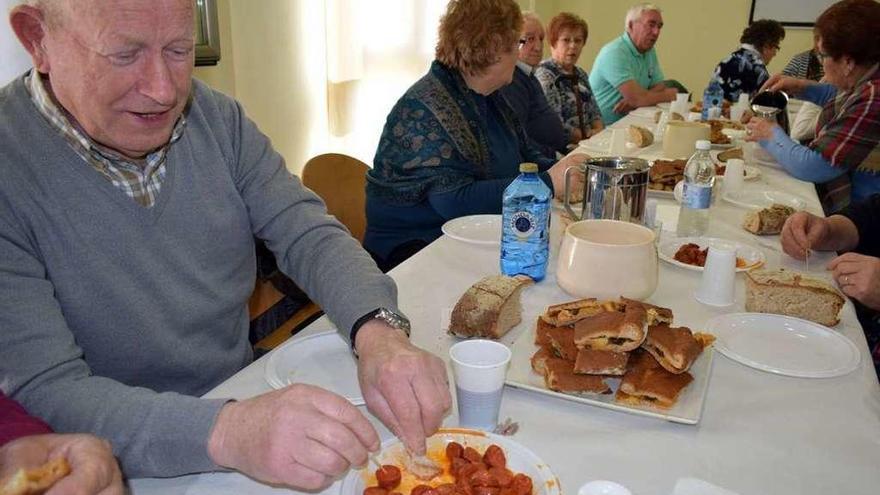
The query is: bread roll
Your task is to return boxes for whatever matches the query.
[628,125,654,147]
[742,204,796,235]
[449,275,533,339]
[745,269,844,327]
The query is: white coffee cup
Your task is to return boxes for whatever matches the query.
[694,244,737,307]
[449,340,511,430]
[723,158,745,196]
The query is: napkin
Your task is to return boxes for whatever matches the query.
[672,477,741,495]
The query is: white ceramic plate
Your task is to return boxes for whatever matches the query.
[722,189,806,210]
[441,215,502,245]
[706,313,860,378]
[264,329,364,405]
[506,326,715,425]
[629,106,661,119]
[658,236,765,272]
[340,429,561,495]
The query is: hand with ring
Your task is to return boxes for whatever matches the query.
[828,253,880,311]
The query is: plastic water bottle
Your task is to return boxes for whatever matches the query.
[500,163,551,281]
[701,80,724,121]
[677,140,715,236]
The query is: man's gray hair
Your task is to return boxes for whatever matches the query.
[625,3,661,31]
[522,10,542,25]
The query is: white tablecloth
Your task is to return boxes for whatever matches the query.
[130,109,880,495]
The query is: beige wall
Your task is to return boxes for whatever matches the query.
[193,0,235,97]
[532,0,814,97]
[193,0,325,175]
[195,0,818,176]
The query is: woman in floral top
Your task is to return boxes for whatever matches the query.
[710,19,785,102]
[535,12,603,145]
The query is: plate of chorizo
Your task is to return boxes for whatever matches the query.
[341,428,560,495]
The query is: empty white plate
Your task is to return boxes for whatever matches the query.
[264,329,364,404]
[706,313,860,378]
[441,214,502,245]
[722,189,806,210]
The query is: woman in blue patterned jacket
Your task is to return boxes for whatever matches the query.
[365,0,586,271]
[710,19,786,102]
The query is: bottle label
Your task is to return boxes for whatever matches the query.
[682,183,711,209]
[510,211,537,239]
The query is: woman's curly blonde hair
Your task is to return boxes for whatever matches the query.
[435,0,523,76]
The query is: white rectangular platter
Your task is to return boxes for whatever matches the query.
[504,320,715,425]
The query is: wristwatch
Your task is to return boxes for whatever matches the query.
[350,307,411,356]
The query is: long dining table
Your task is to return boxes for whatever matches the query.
[130,108,880,495]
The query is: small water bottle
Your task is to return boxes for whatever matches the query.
[701,80,724,121]
[500,163,551,281]
[676,140,715,237]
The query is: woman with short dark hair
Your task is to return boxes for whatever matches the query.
[535,12,603,144]
[365,0,585,271]
[710,19,786,101]
[747,0,880,213]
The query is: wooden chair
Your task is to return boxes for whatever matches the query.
[302,153,369,243]
[250,153,369,352]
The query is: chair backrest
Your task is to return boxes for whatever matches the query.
[302,153,369,243]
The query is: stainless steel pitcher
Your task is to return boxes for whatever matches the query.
[563,157,650,223]
[751,90,790,135]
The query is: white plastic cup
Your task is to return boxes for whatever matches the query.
[729,105,746,123]
[722,158,745,196]
[449,340,511,430]
[610,128,629,155]
[694,244,737,307]
[737,92,750,108]
[676,93,689,105]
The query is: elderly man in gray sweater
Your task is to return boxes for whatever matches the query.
[0,0,450,489]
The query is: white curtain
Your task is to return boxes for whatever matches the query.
[1,0,33,86]
[321,0,447,166]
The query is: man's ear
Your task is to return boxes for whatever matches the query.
[9,5,51,73]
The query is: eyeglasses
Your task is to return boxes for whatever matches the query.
[518,38,526,49]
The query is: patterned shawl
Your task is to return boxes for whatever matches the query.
[367,61,531,205]
[811,64,880,211]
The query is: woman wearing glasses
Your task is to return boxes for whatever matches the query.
[365,0,585,271]
[535,12,604,144]
[746,0,880,214]
[710,19,785,102]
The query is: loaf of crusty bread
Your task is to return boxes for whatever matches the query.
[745,269,845,327]
[743,204,796,235]
[628,125,654,147]
[449,275,534,339]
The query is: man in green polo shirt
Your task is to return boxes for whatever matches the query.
[589,3,679,124]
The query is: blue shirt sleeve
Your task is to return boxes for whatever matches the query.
[800,83,837,107]
[760,126,845,183]
[428,173,554,219]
